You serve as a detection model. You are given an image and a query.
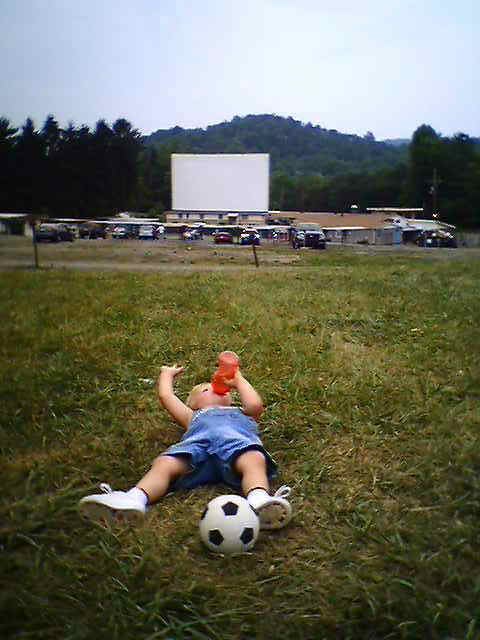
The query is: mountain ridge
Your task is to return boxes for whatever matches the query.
[382,138,410,147]
[142,114,408,177]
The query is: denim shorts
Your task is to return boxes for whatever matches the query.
[162,407,277,490]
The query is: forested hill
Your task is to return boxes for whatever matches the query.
[142,114,407,177]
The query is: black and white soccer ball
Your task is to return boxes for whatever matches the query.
[199,494,260,554]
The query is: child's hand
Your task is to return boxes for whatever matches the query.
[223,369,241,389]
[160,365,185,378]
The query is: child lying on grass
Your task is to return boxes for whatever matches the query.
[79,362,292,530]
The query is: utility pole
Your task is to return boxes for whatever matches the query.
[429,168,441,219]
[27,215,39,269]
[252,242,259,268]
[32,223,39,269]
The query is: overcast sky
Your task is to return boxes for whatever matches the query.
[1,0,478,140]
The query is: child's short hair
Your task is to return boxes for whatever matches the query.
[186,382,210,408]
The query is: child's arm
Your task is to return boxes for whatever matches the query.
[229,371,264,420]
[157,366,193,429]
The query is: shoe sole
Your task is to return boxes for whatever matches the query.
[79,500,145,526]
[257,500,292,530]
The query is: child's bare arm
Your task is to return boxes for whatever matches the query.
[229,371,264,419]
[157,366,193,429]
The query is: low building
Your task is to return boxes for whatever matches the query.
[0,213,29,235]
[165,210,268,225]
[276,210,455,245]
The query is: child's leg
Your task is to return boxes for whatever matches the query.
[79,455,190,524]
[233,449,270,495]
[234,450,292,530]
[137,454,190,503]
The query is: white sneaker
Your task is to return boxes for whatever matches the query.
[255,485,292,530]
[79,483,146,525]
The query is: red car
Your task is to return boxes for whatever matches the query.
[213,231,234,244]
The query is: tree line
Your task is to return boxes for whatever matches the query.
[1,114,479,228]
[0,115,150,218]
[271,126,479,228]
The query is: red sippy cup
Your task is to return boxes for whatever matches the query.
[211,351,240,395]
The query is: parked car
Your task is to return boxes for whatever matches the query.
[35,223,75,243]
[239,230,260,245]
[78,224,89,239]
[183,228,203,241]
[139,224,160,240]
[35,224,59,242]
[112,225,135,239]
[214,231,234,244]
[57,224,75,241]
[292,229,326,250]
[306,230,327,249]
[415,229,457,248]
[292,230,305,249]
[79,223,106,239]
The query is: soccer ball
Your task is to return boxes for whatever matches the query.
[199,494,260,555]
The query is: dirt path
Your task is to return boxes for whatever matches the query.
[1,237,479,273]
[0,258,267,272]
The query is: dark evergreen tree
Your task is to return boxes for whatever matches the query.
[91,119,115,216]
[53,122,90,216]
[40,115,62,213]
[14,118,46,213]
[0,117,18,210]
[111,118,142,212]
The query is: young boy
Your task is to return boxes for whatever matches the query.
[79,363,292,530]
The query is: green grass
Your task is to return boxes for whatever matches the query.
[1,251,480,639]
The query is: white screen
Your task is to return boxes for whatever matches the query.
[172,154,269,212]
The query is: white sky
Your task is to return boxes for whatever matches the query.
[1,0,478,139]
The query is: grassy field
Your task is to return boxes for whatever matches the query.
[1,247,479,639]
